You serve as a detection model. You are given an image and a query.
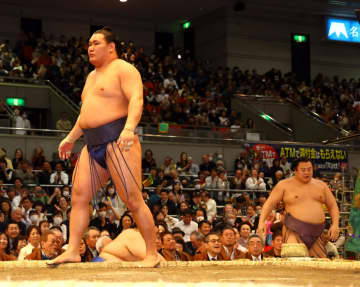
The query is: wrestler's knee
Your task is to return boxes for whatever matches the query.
[71,186,91,206]
[126,197,145,213]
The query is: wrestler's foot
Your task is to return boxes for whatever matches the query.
[46,250,81,266]
[137,254,161,268]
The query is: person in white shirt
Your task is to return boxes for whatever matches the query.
[14,108,25,135]
[187,156,199,176]
[18,225,41,260]
[280,156,291,178]
[200,191,217,223]
[245,169,266,191]
[50,163,69,185]
[174,209,198,242]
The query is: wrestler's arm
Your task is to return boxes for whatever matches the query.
[118,61,143,132]
[323,182,340,240]
[62,72,94,143]
[257,181,284,234]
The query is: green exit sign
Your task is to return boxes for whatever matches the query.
[6,98,25,106]
[183,21,191,30]
[293,34,308,43]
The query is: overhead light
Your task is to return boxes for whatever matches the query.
[119,0,127,2]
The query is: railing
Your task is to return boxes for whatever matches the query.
[46,80,80,114]
[233,94,294,136]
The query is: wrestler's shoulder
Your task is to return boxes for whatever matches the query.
[311,178,329,188]
[111,59,140,73]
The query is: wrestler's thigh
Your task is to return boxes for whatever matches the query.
[72,146,110,203]
[105,136,142,205]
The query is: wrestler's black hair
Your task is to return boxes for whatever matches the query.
[291,156,313,171]
[93,26,120,56]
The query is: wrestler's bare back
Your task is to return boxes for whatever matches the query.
[100,229,146,262]
[78,59,130,129]
[279,177,328,224]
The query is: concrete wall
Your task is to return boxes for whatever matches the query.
[225,3,360,78]
[0,3,155,53]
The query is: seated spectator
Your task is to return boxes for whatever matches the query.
[14,160,36,185]
[18,225,41,260]
[193,232,227,261]
[0,231,16,261]
[171,227,185,241]
[175,238,192,261]
[269,159,283,183]
[201,191,217,223]
[50,226,66,256]
[268,170,284,189]
[159,190,178,215]
[25,230,57,260]
[245,205,259,231]
[9,208,27,235]
[56,112,72,132]
[20,197,33,226]
[264,232,283,258]
[245,169,266,192]
[79,237,93,262]
[51,210,67,238]
[194,208,207,224]
[142,149,157,173]
[190,192,202,213]
[243,234,265,261]
[280,156,291,178]
[117,213,134,235]
[160,205,178,231]
[31,146,46,170]
[1,199,11,223]
[198,220,212,237]
[176,152,189,175]
[199,154,216,174]
[32,200,47,223]
[14,235,27,258]
[55,196,70,220]
[220,226,244,260]
[84,226,100,258]
[0,147,14,170]
[50,162,69,185]
[0,158,13,183]
[187,156,199,176]
[12,148,24,170]
[47,187,62,214]
[237,221,251,252]
[160,232,189,261]
[161,156,176,175]
[231,169,246,190]
[185,231,205,257]
[38,161,52,185]
[39,220,50,235]
[90,203,117,237]
[174,209,198,242]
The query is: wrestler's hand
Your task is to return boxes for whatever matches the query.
[58,137,75,160]
[117,129,135,152]
[328,224,340,241]
[256,223,266,239]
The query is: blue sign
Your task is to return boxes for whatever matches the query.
[326,17,360,43]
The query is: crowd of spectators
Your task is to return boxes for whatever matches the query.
[2,32,360,133]
[0,143,347,262]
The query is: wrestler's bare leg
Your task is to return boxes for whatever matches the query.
[48,146,110,265]
[106,136,159,267]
